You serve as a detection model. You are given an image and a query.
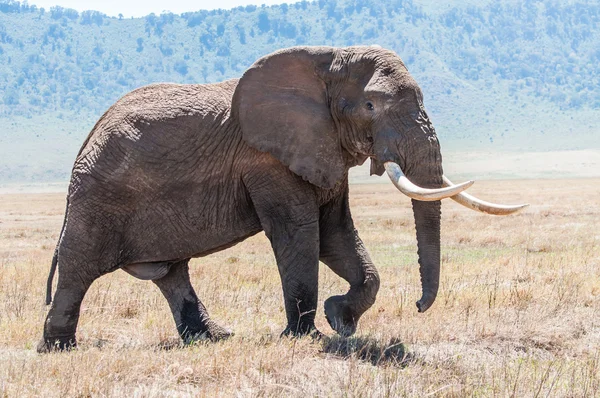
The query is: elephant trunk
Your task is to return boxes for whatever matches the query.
[375,112,446,312]
[385,159,443,312]
[402,130,443,313]
[412,199,441,312]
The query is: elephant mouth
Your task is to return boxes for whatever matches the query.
[383,161,528,215]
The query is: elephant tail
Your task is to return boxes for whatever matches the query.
[45,249,58,305]
[45,198,69,305]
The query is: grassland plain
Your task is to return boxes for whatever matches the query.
[0,179,599,396]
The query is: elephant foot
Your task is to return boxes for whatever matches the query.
[324,295,357,337]
[182,322,233,344]
[36,335,77,353]
[280,322,323,340]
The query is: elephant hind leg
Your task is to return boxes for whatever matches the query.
[37,247,110,353]
[38,206,128,353]
[153,260,232,343]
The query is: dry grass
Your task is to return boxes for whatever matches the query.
[1,179,599,397]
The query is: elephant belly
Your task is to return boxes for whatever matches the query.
[123,185,263,265]
[122,262,172,280]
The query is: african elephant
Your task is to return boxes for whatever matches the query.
[38,46,526,352]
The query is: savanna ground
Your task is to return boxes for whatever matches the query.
[0,179,599,396]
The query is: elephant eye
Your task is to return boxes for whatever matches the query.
[365,101,374,111]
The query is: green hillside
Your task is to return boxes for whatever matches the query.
[0,0,599,182]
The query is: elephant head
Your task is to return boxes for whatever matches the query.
[233,46,526,313]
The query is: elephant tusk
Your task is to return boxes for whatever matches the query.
[442,176,529,215]
[384,162,473,201]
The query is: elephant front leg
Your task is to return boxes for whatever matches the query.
[245,164,322,337]
[319,187,380,337]
[272,221,321,337]
[321,236,380,337]
[152,260,232,343]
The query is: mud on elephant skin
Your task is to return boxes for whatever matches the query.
[38,45,526,352]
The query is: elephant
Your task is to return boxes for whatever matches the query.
[38,45,526,352]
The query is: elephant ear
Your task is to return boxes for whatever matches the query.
[233,47,345,189]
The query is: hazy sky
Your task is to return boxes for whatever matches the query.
[29,0,286,17]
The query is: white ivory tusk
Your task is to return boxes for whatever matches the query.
[384,162,473,201]
[442,175,529,215]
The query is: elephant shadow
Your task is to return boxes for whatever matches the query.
[154,335,414,367]
[321,335,415,367]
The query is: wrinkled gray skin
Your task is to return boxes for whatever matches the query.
[38,46,444,352]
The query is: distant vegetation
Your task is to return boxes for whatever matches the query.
[0,0,599,182]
